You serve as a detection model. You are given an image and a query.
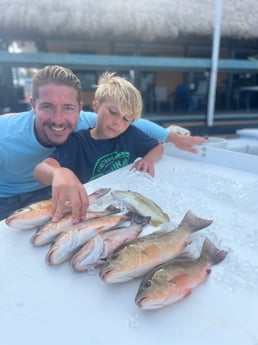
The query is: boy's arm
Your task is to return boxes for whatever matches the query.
[131,143,164,177]
[34,158,89,224]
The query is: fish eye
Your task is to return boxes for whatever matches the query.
[142,280,152,289]
[110,252,119,260]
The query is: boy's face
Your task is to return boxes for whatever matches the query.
[92,99,134,139]
[30,84,82,147]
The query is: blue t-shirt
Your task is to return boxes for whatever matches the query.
[0,110,96,196]
[51,126,159,183]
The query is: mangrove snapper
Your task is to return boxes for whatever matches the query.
[135,237,228,310]
[99,210,212,283]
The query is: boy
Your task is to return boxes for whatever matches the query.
[34,72,164,222]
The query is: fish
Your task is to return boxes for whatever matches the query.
[99,210,213,283]
[70,214,151,272]
[135,237,228,310]
[30,205,120,247]
[111,190,170,227]
[5,200,54,230]
[46,212,134,265]
[5,187,111,230]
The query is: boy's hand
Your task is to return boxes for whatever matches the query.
[131,158,155,177]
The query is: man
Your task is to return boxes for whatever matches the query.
[33,72,164,208]
[0,65,207,221]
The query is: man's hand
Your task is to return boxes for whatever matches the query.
[168,132,208,153]
[51,167,89,224]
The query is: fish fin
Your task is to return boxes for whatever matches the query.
[206,268,212,275]
[201,237,228,265]
[142,245,160,257]
[179,210,213,233]
[89,188,111,202]
[172,251,196,261]
[169,275,193,300]
[183,289,192,299]
[169,273,192,287]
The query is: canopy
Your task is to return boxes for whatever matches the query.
[0,0,258,43]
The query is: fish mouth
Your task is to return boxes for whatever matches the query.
[135,296,147,308]
[99,267,114,282]
[135,296,163,310]
[99,266,127,283]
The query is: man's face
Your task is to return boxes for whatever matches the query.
[31,84,82,147]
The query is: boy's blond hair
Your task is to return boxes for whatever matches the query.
[94,72,143,121]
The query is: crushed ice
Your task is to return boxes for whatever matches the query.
[97,165,258,294]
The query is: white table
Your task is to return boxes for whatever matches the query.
[1,144,258,345]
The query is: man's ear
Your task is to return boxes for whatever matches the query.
[30,98,35,112]
[92,100,98,112]
[79,101,84,111]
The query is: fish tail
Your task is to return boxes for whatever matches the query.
[201,237,228,265]
[89,188,111,202]
[180,210,213,233]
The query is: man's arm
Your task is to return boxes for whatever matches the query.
[133,118,208,153]
[34,158,89,223]
[79,112,207,153]
[166,131,207,153]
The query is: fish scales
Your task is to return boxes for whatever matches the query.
[5,187,111,230]
[46,212,134,265]
[135,237,228,310]
[5,200,53,230]
[99,210,213,283]
[71,215,151,272]
[31,204,120,246]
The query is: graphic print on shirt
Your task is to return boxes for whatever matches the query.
[90,151,130,181]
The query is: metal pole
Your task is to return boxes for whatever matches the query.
[207,0,223,127]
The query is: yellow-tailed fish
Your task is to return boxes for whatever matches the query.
[99,210,213,283]
[71,214,151,272]
[31,205,120,247]
[5,187,111,230]
[46,212,134,265]
[111,190,170,227]
[135,237,228,310]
